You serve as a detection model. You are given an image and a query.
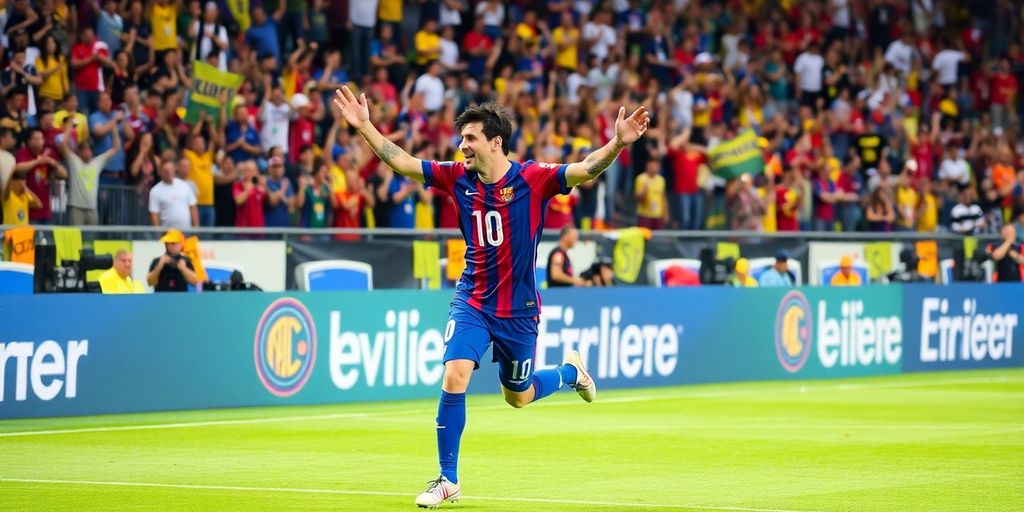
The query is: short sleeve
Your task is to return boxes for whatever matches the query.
[522,161,570,200]
[421,160,464,196]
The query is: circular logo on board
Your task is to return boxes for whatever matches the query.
[254,298,317,396]
[775,291,813,373]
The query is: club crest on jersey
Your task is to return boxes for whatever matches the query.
[499,186,515,202]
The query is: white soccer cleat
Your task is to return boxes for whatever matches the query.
[563,350,597,403]
[415,476,462,508]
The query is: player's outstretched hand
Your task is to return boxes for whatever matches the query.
[616,105,651,145]
[332,86,371,130]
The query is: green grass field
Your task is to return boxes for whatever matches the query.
[1,369,1022,512]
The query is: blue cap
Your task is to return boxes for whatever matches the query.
[775,250,791,262]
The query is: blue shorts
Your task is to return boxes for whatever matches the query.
[444,301,538,392]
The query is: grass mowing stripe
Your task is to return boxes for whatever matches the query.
[2,373,1017,438]
[0,478,828,512]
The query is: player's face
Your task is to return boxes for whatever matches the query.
[459,122,500,173]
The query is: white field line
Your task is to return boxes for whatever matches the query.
[0,477,827,512]
[0,374,1019,438]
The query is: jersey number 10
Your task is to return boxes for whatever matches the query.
[471,210,505,247]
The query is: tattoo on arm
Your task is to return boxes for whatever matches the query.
[379,137,402,162]
[584,146,623,177]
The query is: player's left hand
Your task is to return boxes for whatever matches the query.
[615,106,651,145]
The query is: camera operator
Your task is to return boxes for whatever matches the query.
[580,258,614,286]
[147,229,199,292]
[989,223,1023,283]
[547,226,589,287]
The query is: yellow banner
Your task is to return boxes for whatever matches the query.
[864,242,892,280]
[185,62,245,124]
[413,240,441,289]
[612,228,647,284]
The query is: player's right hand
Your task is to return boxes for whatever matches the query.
[332,86,371,130]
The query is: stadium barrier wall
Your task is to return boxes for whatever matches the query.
[1,284,1020,419]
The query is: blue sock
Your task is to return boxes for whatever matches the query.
[558,363,578,386]
[530,367,566,402]
[436,391,466,484]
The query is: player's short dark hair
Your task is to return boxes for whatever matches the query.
[455,102,513,155]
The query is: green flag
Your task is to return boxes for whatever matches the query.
[707,129,765,180]
[185,62,245,124]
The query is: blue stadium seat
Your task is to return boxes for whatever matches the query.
[0,262,34,294]
[295,260,373,291]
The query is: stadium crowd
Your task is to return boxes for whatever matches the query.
[0,0,1023,242]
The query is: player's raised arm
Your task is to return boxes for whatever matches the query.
[332,86,426,183]
[564,105,651,188]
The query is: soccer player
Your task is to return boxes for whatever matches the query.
[331,86,650,508]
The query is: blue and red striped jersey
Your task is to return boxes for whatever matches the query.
[422,159,571,318]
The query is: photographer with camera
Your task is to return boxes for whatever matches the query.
[989,223,1023,283]
[147,229,199,292]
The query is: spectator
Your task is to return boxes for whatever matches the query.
[122,1,153,70]
[259,79,293,156]
[634,156,667,230]
[415,61,446,114]
[14,127,66,223]
[98,249,147,294]
[667,127,706,230]
[864,187,895,232]
[547,226,588,287]
[88,92,128,186]
[189,1,229,71]
[69,27,113,115]
[147,229,199,292]
[1,46,40,115]
[727,258,758,287]
[233,161,266,229]
[150,0,180,57]
[2,170,41,225]
[246,4,283,70]
[0,128,15,190]
[333,169,371,240]
[758,250,796,288]
[989,224,1023,283]
[811,165,838,231]
[149,160,198,230]
[830,255,862,286]
[264,156,294,228]
[96,0,124,55]
[224,102,261,164]
[894,170,919,232]
[347,0,379,83]
[60,114,122,225]
[794,42,824,110]
[297,159,334,228]
[775,169,802,232]
[183,112,224,226]
[729,172,769,231]
[949,184,985,235]
[916,178,940,232]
